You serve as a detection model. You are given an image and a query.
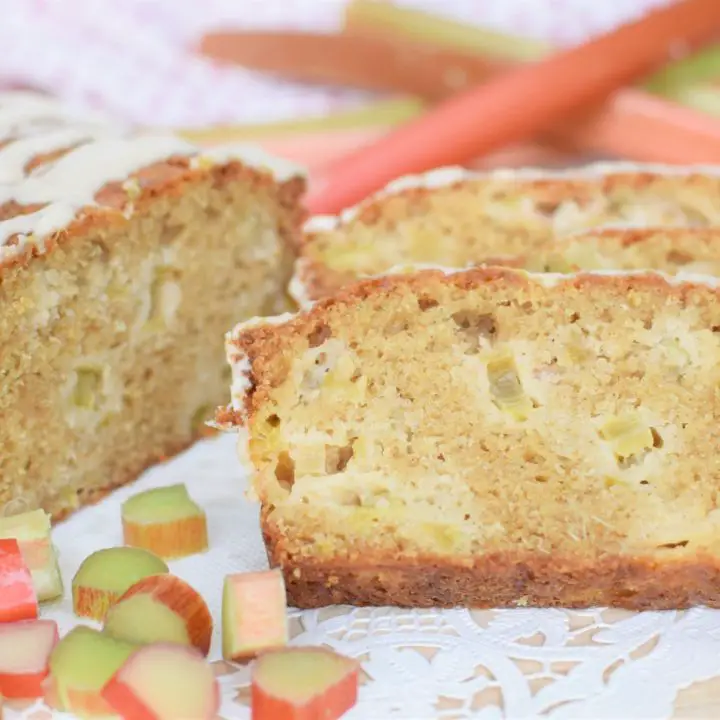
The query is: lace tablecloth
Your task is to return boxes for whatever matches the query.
[6,433,720,719]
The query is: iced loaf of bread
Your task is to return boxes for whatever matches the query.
[292,164,720,304]
[0,92,305,520]
[220,266,720,610]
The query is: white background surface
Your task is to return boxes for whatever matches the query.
[0,0,672,126]
[13,433,720,719]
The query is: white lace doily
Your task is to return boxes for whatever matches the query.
[8,433,720,719]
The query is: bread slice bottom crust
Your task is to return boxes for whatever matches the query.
[263,508,720,610]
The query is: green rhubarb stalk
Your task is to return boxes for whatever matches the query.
[643,44,720,117]
[344,0,551,61]
[345,0,720,117]
[644,45,720,94]
[177,98,424,144]
[184,2,720,143]
[653,84,720,117]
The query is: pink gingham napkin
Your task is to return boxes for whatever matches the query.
[0,0,670,127]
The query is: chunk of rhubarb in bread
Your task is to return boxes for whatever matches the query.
[0,509,63,602]
[101,644,219,720]
[121,484,208,559]
[48,626,136,716]
[0,538,38,622]
[104,574,213,656]
[72,547,169,620]
[251,647,359,720]
[0,619,58,699]
[222,570,288,661]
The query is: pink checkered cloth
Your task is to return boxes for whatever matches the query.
[0,0,669,127]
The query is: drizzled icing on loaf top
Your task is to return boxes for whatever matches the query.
[0,91,305,264]
[304,162,720,234]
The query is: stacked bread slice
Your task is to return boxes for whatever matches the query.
[290,164,720,304]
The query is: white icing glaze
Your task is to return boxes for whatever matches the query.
[536,268,720,290]
[374,262,465,277]
[224,310,299,422]
[229,355,252,412]
[287,258,315,309]
[373,263,720,291]
[227,311,297,342]
[1,134,194,207]
[0,127,117,183]
[0,91,304,264]
[304,161,720,234]
[0,133,195,261]
[192,143,307,182]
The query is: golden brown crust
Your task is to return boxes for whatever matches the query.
[297,170,720,301]
[223,265,719,429]
[0,157,306,276]
[261,509,720,610]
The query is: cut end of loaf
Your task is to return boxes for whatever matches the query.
[0,158,305,521]
[225,266,720,607]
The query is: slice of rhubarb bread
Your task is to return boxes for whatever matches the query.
[291,164,720,304]
[528,227,720,275]
[0,91,305,520]
[220,266,720,610]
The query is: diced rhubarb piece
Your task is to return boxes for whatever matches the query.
[72,547,169,620]
[0,538,38,622]
[0,509,63,602]
[251,647,360,720]
[0,619,58,699]
[121,484,208,560]
[101,644,219,720]
[222,570,288,661]
[104,574,213,656]
[49,626,135,717]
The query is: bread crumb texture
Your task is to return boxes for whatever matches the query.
[1,174,304,519]
[299,172,720,300]
[229,267,720,609]
[0,90,305,519]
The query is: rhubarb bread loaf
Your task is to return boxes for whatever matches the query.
[292,164,720,304]
[0,91,305,520]
[220,266,720,610]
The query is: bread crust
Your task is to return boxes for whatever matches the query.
[0,158,306,277]
[295,168,720,301]
[224,267,720,609]
[261,509,720,611]
[221,265,720,430]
